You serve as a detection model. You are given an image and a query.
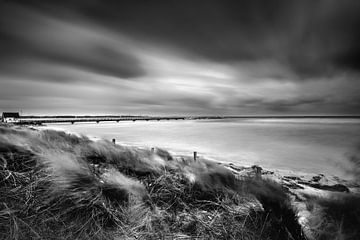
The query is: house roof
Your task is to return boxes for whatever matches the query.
[2,112,20,118]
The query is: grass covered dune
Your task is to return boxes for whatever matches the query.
[0,126,358,239]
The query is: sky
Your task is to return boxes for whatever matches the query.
[0,0,360,116]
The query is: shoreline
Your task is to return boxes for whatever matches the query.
[34,123,357,182]
[34,119,360,180]
[33,123,360,202]
[33,123,358,189]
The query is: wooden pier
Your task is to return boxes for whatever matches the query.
[16,116,186,125]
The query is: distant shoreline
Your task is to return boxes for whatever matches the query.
[10,114,360,126]
[17,114,360,119]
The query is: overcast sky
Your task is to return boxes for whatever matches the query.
[0,0,360,116]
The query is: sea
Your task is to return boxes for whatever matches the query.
[39,118,360,179]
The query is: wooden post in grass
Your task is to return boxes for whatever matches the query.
[193,151,197,161]
[252,165,262,179]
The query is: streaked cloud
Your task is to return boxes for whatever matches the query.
[0,1,359,115]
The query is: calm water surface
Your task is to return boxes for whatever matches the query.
[41,118,360,178]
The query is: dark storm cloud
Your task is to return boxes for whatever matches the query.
[2,0,360,80]
[0,2,144,80]
[70,0,360,79]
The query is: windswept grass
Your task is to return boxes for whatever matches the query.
[303,145,360,240]
[304,193,360,240]
[0,126,306,239]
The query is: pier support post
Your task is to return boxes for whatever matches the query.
[193,151,197,161]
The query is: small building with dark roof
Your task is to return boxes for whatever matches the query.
[2,112,20,123]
